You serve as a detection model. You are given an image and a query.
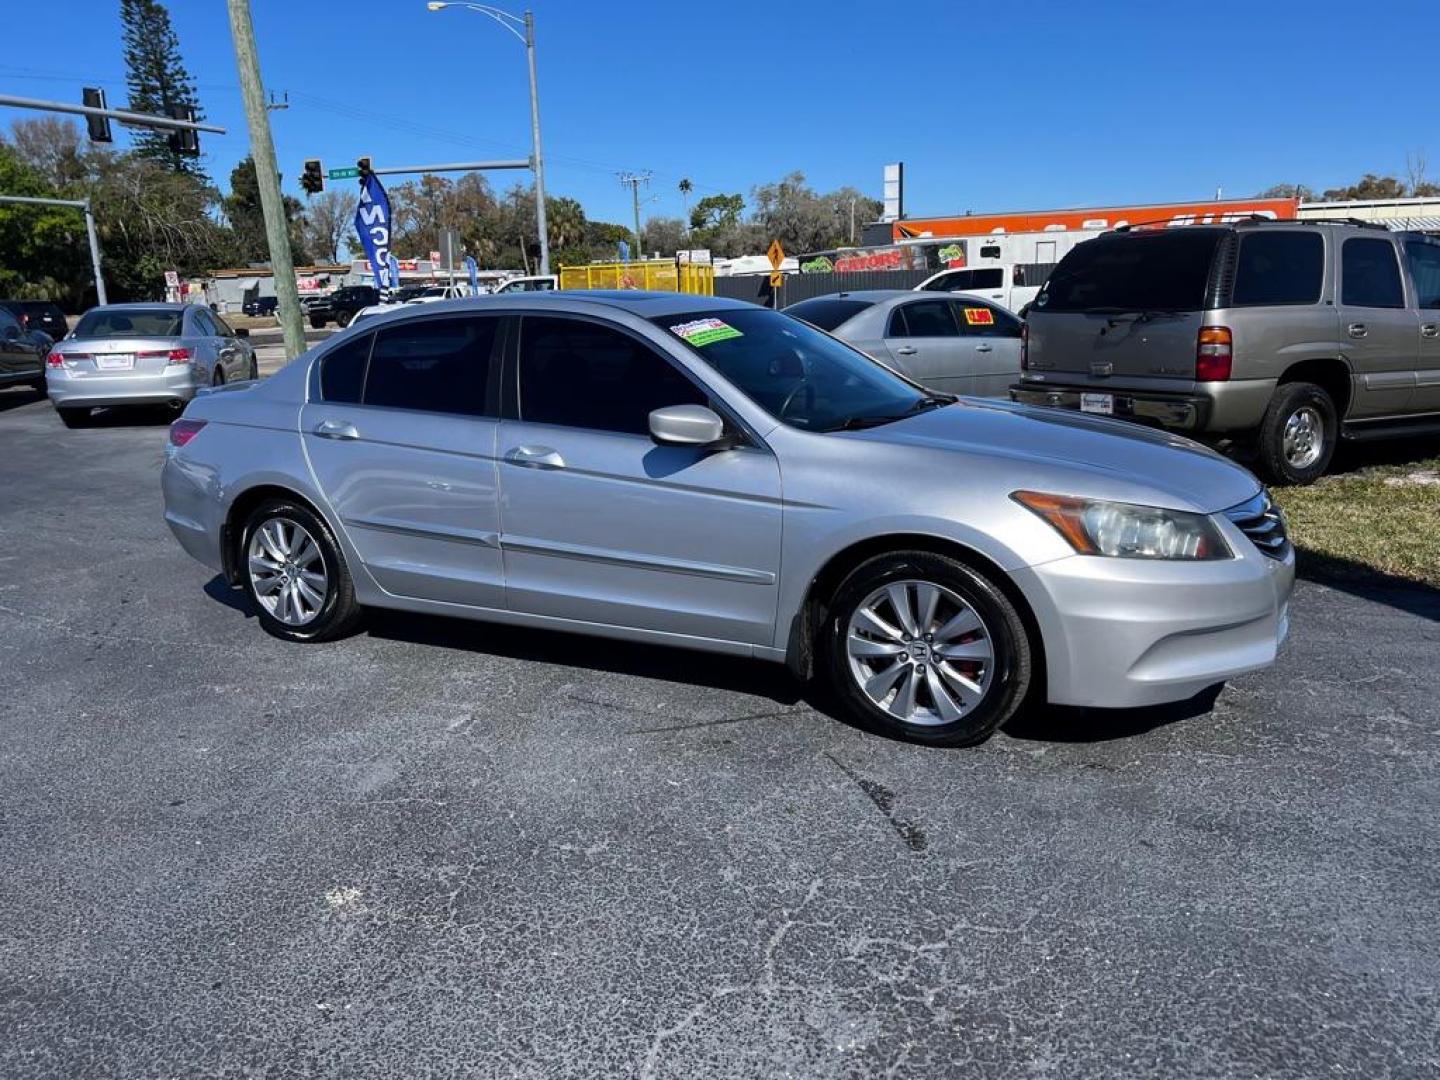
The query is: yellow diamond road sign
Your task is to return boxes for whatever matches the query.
[767,239,785,271]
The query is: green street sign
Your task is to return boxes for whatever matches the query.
[327,167,360,180]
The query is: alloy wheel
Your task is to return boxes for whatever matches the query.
[247,516,328,626]
[1282,406,1324,469]
[845,579,994,726]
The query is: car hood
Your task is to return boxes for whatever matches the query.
[849,398,1261,513]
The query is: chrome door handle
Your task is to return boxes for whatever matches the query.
[894,345,918,355]
[975,343,994,352]
[1423,324,1439,338]
[1347,323,1368,338]
[505,445,565,470]
[314,419,359,440]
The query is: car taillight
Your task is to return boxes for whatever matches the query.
[46,351,64,367]
[1020,322,1029,371]
[169,418,207,447]
[137,348,191,364]
[1197,326,1232,382]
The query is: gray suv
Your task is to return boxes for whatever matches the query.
[1011,221,1440,484]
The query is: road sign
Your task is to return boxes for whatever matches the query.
[328,166,360,180]
[164,269,180,288]
[767,239,785,271]
[769,271,783,289]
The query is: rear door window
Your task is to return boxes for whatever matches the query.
[1342,238,1405,309]
[364,316,498,416]
[319,334,371,404]
[1403,240,1440,309]
[784,298,873,331]
[1232,231,1324,306]
[889,300,958,337]
[1036,230,1223,313]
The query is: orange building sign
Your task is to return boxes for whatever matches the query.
[893,197,1300,240]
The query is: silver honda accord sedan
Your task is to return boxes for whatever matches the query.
[161,292,1293,747]
[47,303,257,427]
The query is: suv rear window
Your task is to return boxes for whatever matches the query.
[1231,231,1323,306]
[1035,231,1223,314]
[784,298,873,332]
[1342,238,1405,309]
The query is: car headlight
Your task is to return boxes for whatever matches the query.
[1012,491,1231,560]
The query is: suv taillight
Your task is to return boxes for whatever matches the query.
[1196,326,1232,382]
[1020,321,1029,371]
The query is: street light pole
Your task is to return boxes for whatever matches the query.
[427,3,549,276]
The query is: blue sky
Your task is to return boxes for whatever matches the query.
[2,0,1436,227]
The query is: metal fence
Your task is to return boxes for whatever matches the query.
[714,269,936,308]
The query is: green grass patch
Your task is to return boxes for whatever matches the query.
[1273,449,1440,589]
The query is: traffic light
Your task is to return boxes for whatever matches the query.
[357,157,373,177]
[82,87,112,144]
[166,103,199,157]
[301,159,325,195]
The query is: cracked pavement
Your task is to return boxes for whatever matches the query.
[1,390,1438,1078]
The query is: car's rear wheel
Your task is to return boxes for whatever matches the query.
[1256,381,1337,486]
[822,551,1032,747]
[57,406,91,429]
[241,499,361,642]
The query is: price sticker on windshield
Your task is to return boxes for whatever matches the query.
[670,318,742,347]
[962,307,995,326]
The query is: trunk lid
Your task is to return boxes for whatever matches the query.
[55,336,185,375]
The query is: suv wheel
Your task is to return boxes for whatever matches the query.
[309,315,326,330]
[1257,381,1337,486]
[822,552,1032,747]
[335,310,354,328]
[240,499,361,642]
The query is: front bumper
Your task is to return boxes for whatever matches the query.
[47,364,198,409]
[1011,533,1295,709]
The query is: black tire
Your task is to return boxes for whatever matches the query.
[57,406,91,429]
[334,309,354,328]
[822,551,1032,747]
[212,366,225,387]
[239,498,362,643]
[248,357,259,381]
[1256,381,1337,486]
[309,315,327,329]
[32,379,47,397]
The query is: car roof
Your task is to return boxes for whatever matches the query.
[349,290,757,327]
[85,302,190,311]
[790,290,926,306]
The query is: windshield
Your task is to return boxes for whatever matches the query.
[72,308,183,338]
[1035,230,1223,314]
[654,308,934,431]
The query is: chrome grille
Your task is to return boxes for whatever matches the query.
[1224,490,1289,559]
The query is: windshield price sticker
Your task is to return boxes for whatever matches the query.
[962,307,995,326]
[671,318,743,347]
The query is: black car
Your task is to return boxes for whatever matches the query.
[242,295,279,317]
[0,306,50,394]
[306,285,379,329]
[0,299,68,342]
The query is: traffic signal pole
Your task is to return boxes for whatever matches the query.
[225,0,306,360]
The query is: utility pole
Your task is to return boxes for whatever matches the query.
[523,10,549,276]
[619,171,650,259]
[226,0,306,360]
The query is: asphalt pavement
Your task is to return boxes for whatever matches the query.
[1,387,1437,1078]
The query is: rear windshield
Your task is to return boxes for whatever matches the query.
[1034,230,1223,314]
[72,308,183,338]
[783,297,873,331]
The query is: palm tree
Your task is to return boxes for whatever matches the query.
[679,178,694,246]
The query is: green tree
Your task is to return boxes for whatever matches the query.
[0,146,89,302]
[223,155,309,266]
[689,193,744,232]
[120,0,205,177]
[1257,183,1315,200]
[1321,173,1409,201]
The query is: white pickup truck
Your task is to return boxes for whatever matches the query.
[915,265,1041,315]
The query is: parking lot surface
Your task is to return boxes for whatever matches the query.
[2,388,1437,1078]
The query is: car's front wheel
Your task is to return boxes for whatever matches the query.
[241,499,361,642]
[1256,381,1337,486]
[309,315,327,329]
[335,310,354,328]
[823,551,1032,747]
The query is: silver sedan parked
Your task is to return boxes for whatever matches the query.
[162,292,1293,747]
[46,303,257,427]
[785,290,1023,398]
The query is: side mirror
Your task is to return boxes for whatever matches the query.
[649,403,726,447]
[235,327,250,338]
